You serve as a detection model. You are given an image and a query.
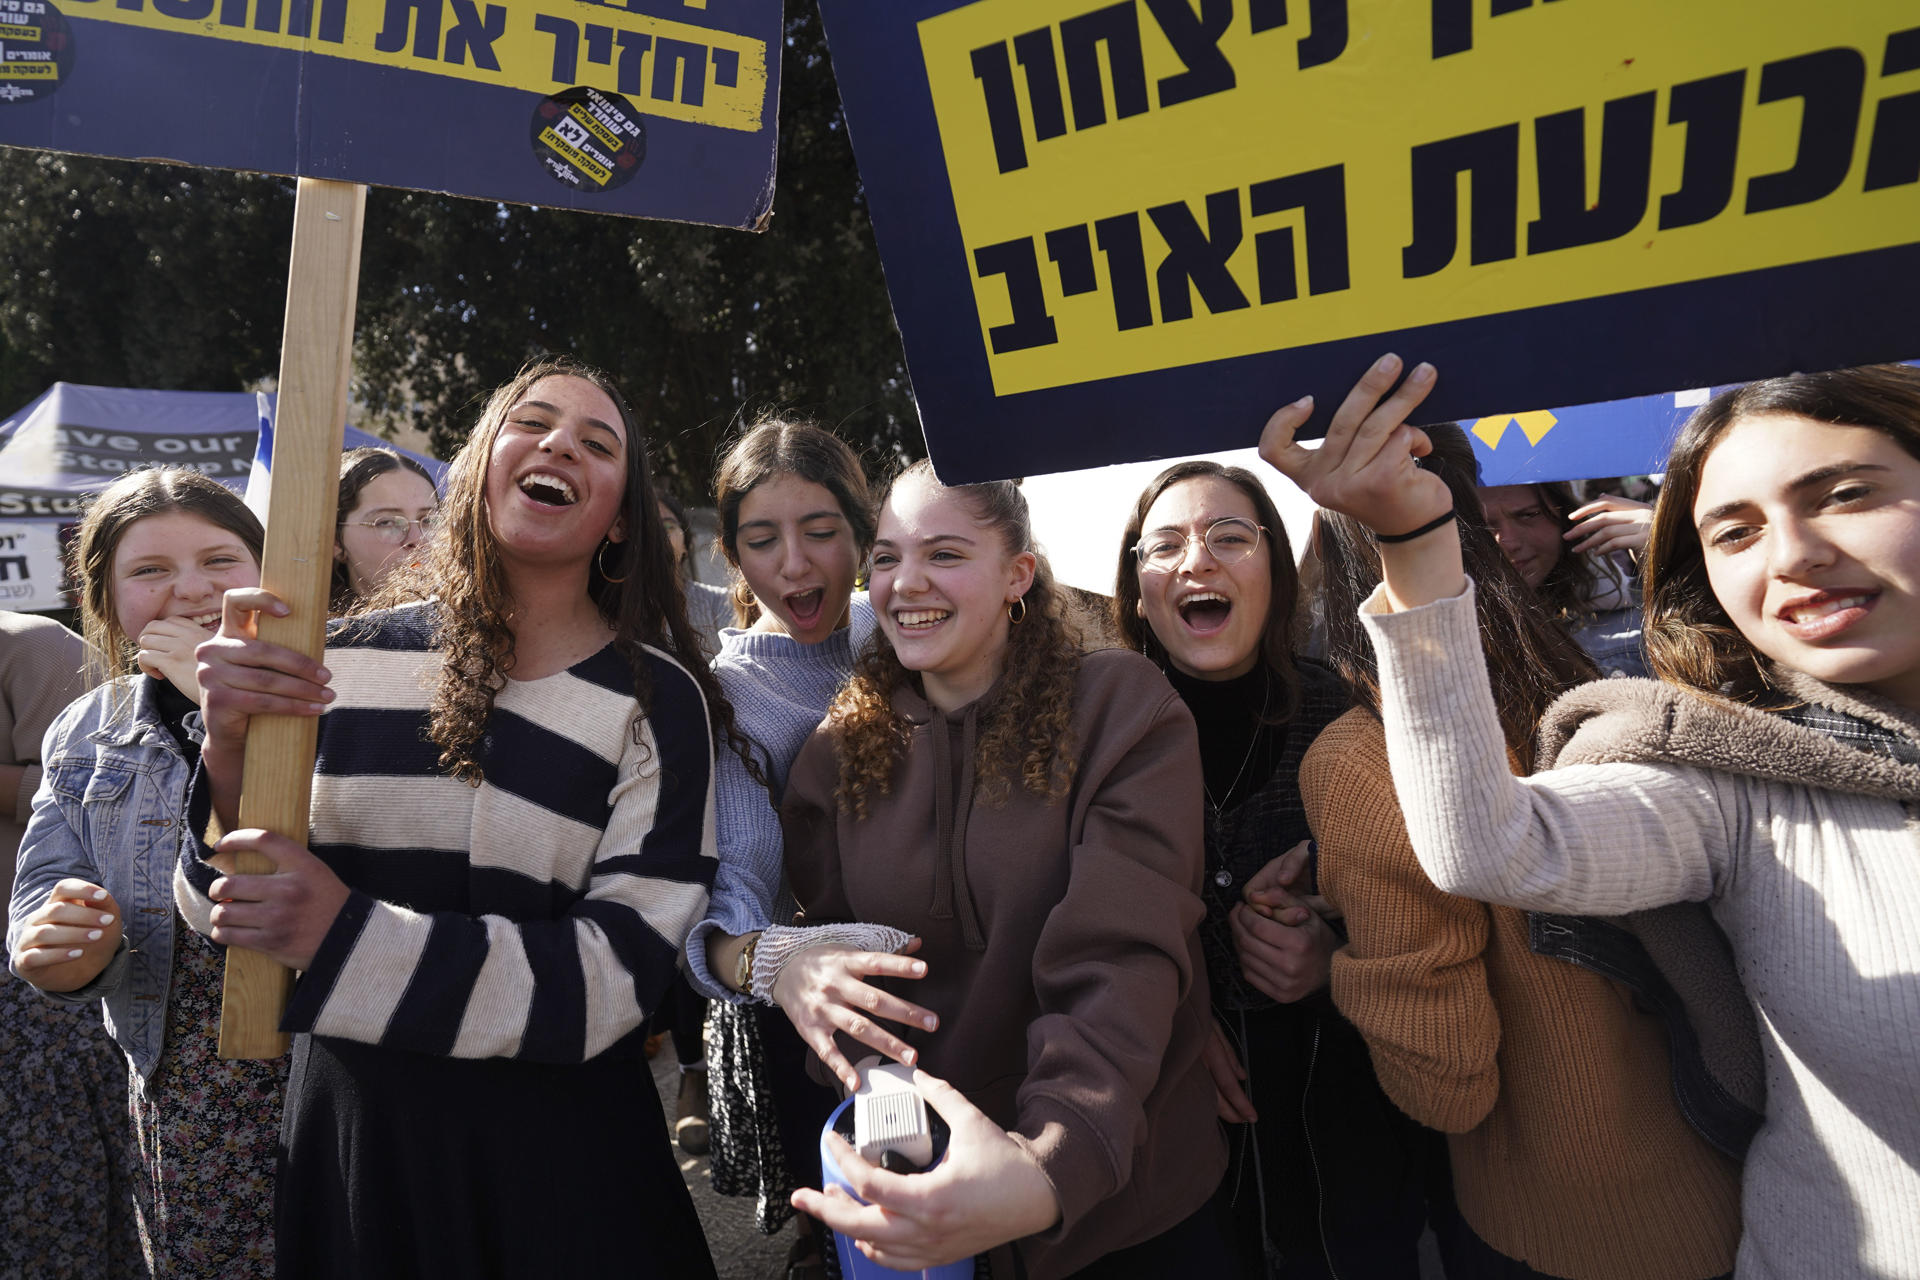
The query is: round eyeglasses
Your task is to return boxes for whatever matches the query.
[1132,517,1266,573]
[343,515,437,545]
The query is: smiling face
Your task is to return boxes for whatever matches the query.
[1134,476,1272,681]
[1692,413,1920,709]
[483,374,629,575]
[1480,485,1566,590]
[734,473,859,645]
[870,472,1035,713]
[336,466,438,600]
[110,510,261,648]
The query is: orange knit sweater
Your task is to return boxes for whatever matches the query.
[1302,709,1740,1280]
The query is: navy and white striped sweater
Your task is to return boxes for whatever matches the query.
[177,604,718,1063]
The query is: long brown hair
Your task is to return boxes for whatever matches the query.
[71,467,265,689]
[829,460,1081,817]
[1645,362,1920,706]
[331,446,437,614]
[1317,424,1596,770]
[712,415,875,627]
[373,356,743,785]
[1508,480,1632,621]
[1110,460,1304,721]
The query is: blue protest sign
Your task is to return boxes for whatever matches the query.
[817,0,1920,482]
[0,0,781,228]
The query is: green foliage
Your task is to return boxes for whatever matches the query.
[0,151,294,416]
[0,7,919,497]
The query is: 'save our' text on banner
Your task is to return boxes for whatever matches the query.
[0,0,780,228]
[818,0,1920,482]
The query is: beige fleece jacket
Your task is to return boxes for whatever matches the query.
[1362,582,1920,1280]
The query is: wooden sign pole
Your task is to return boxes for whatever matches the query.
[218,177,367,1060]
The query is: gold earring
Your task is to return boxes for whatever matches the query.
[1008,597,1027,624]
[596,539,629,584]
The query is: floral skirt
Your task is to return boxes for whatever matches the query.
[130,926,288,1278]
[0,975,145,1278]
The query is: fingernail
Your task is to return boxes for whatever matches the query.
[923,1015,938,1030]
[99,914,115,925]
[308,704,327,714]
[316,667,332,682]
[67,949,83,959]
[910,962,926,976]
[1293,394,1313,409]
[91,889,108,901]
[87,930,103,941]
[1374,353,1400,374]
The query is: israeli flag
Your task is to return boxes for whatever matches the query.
[244,391,275,522]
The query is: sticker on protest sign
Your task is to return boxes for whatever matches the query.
[820,0,1920,482]
[0,0,73,105]
[532,87,645,193]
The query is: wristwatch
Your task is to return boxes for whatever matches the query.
[735,932,761,993]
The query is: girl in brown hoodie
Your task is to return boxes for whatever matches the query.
[769,460,1229,1279]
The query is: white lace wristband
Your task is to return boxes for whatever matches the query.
[749,922,915,1007]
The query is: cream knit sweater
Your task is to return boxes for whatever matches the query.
[1362,583,1920,1280]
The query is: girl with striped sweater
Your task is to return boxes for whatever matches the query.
[181,359,732,1278]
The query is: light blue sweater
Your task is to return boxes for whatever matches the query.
[685,596,874,1000]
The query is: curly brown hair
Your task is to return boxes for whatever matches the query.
[828,460,1083,818]
[369,356,746,786]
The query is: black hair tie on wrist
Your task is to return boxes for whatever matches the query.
[1376,509,1457,544]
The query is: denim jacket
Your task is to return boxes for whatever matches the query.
[6,676,196,1079]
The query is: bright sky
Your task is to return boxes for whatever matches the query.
[1022,447,1320,597]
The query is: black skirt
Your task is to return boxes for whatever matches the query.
[276,1028,715,1279]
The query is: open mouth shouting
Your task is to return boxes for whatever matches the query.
[1778,588,1879,642]
[782,588,828,631]
[517,471,578,507]
[1176,589,1234,636]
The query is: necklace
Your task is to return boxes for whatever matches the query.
[1204,675,1271,815]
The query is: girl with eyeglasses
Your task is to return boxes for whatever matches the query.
[330,447,438,614]
[1111,463,1436,1279]
[1262,356,1920,1278]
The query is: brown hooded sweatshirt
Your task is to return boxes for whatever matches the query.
[781,648,1226,1280]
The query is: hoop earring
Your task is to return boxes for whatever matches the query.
[596,539,630,584]
[1008,597,1027,624]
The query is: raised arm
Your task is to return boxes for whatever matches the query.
[1261,359,1735,915]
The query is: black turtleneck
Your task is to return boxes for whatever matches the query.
[1164,664,1281,814]
[148,675,201,769]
